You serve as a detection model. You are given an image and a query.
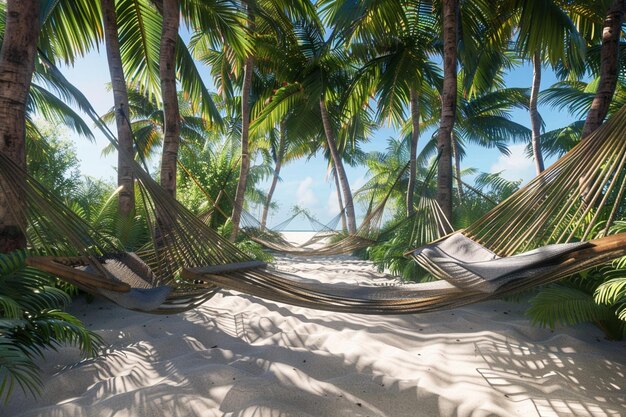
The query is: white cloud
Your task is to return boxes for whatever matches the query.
[296,177,318,207]
[490,144,535,183]
[326,190,340,215]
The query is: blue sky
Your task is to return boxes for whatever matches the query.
[58,49,576,231]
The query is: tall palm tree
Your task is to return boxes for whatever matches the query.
[416,84,531,198]
[506,0,599,174]
[230,0,255,240]
[343,2,442,217]
[101,0,134,216]
[250,20,360,234]
[159,0,180,198]
[0,0,40,252]
[191,0,316,240]
[582,0,625,137]
[259,118,314,228]
[438,0,458,223]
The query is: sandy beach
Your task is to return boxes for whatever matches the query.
[4,232,626,417]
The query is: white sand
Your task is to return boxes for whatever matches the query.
[5,233,626,417]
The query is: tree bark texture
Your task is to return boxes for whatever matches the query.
[102,0,135,217]
[333,169,347,233]
[407,87,420,217]
[159,0,180,197]
[530,51,545,175]
[582,0,625,138]
[319,99,357,234]
[437,0,457,224]
[230,1,255,241]
[0,0,40,252]
[229,54,254,241]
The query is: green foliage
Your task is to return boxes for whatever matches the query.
[178,139,239,229]
[0,251,103,403]
[217,220,273,263]
[528,285,615,328]
[527,221,626,340]
[26,123,82,200]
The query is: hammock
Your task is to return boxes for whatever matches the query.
[5,68,626,314]
[237,162,417,256]
[192,103,626,312]
[239,206,345,250]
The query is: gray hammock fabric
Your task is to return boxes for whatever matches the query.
[79,253,173,311]
[411,232,590,294]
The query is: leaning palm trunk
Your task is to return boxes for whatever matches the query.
[261,159,280,229]
[102,0,135,217]
[319,99,357,234]
[0,0,40,253]
[407,87,420,216]
[159,0,180,198]
[333,169,348,233]
[582,0,625,138]
[230,55,254,241]
[529,51,544,174]
[437,0,457,224]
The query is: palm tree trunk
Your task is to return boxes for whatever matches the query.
[451,136,464,199]
[102,0,134,217]
[230,54,254,241]
[159,0,180,198]
[0,0,40,253]
[437,0,457,224]
[230,2,255,241]
[319,99,357,234]
[530,51,544,174]
[407,87,420,217]
[261,159,281,230]
[261,121,286,229]
[333,169,347,233]
[582,0,625,138]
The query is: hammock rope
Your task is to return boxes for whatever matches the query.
[7,56,626,315]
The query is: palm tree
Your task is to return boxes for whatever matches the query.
[259,119,314,228]
[191,0,316,240]
[101,0,134,217]
[250,20,361,234]
[539,77,626,156]
[230,0,255,240]
[438,0,458,223]
[505,0,599,174]
[343,2,442,217]
[0,0,41,252]
[101,87,211,159]
[582,0,625,137]
[159,0,180,198]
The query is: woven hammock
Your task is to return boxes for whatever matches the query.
[4,91,626,314]
[237,162,425,256]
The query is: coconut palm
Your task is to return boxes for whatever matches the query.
[258,118,316,228]
[416,83,532,198]
[582,0,625,137]
[158,0,180,198]
[539,77,626,156]
[503,0,603,174]
[340,1,442,217]
[101,0,134,216]
[0,1,41,252]
[249,19,361,234]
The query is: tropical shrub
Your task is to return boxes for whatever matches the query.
[527,220,626,340]
[0,251,102,403]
